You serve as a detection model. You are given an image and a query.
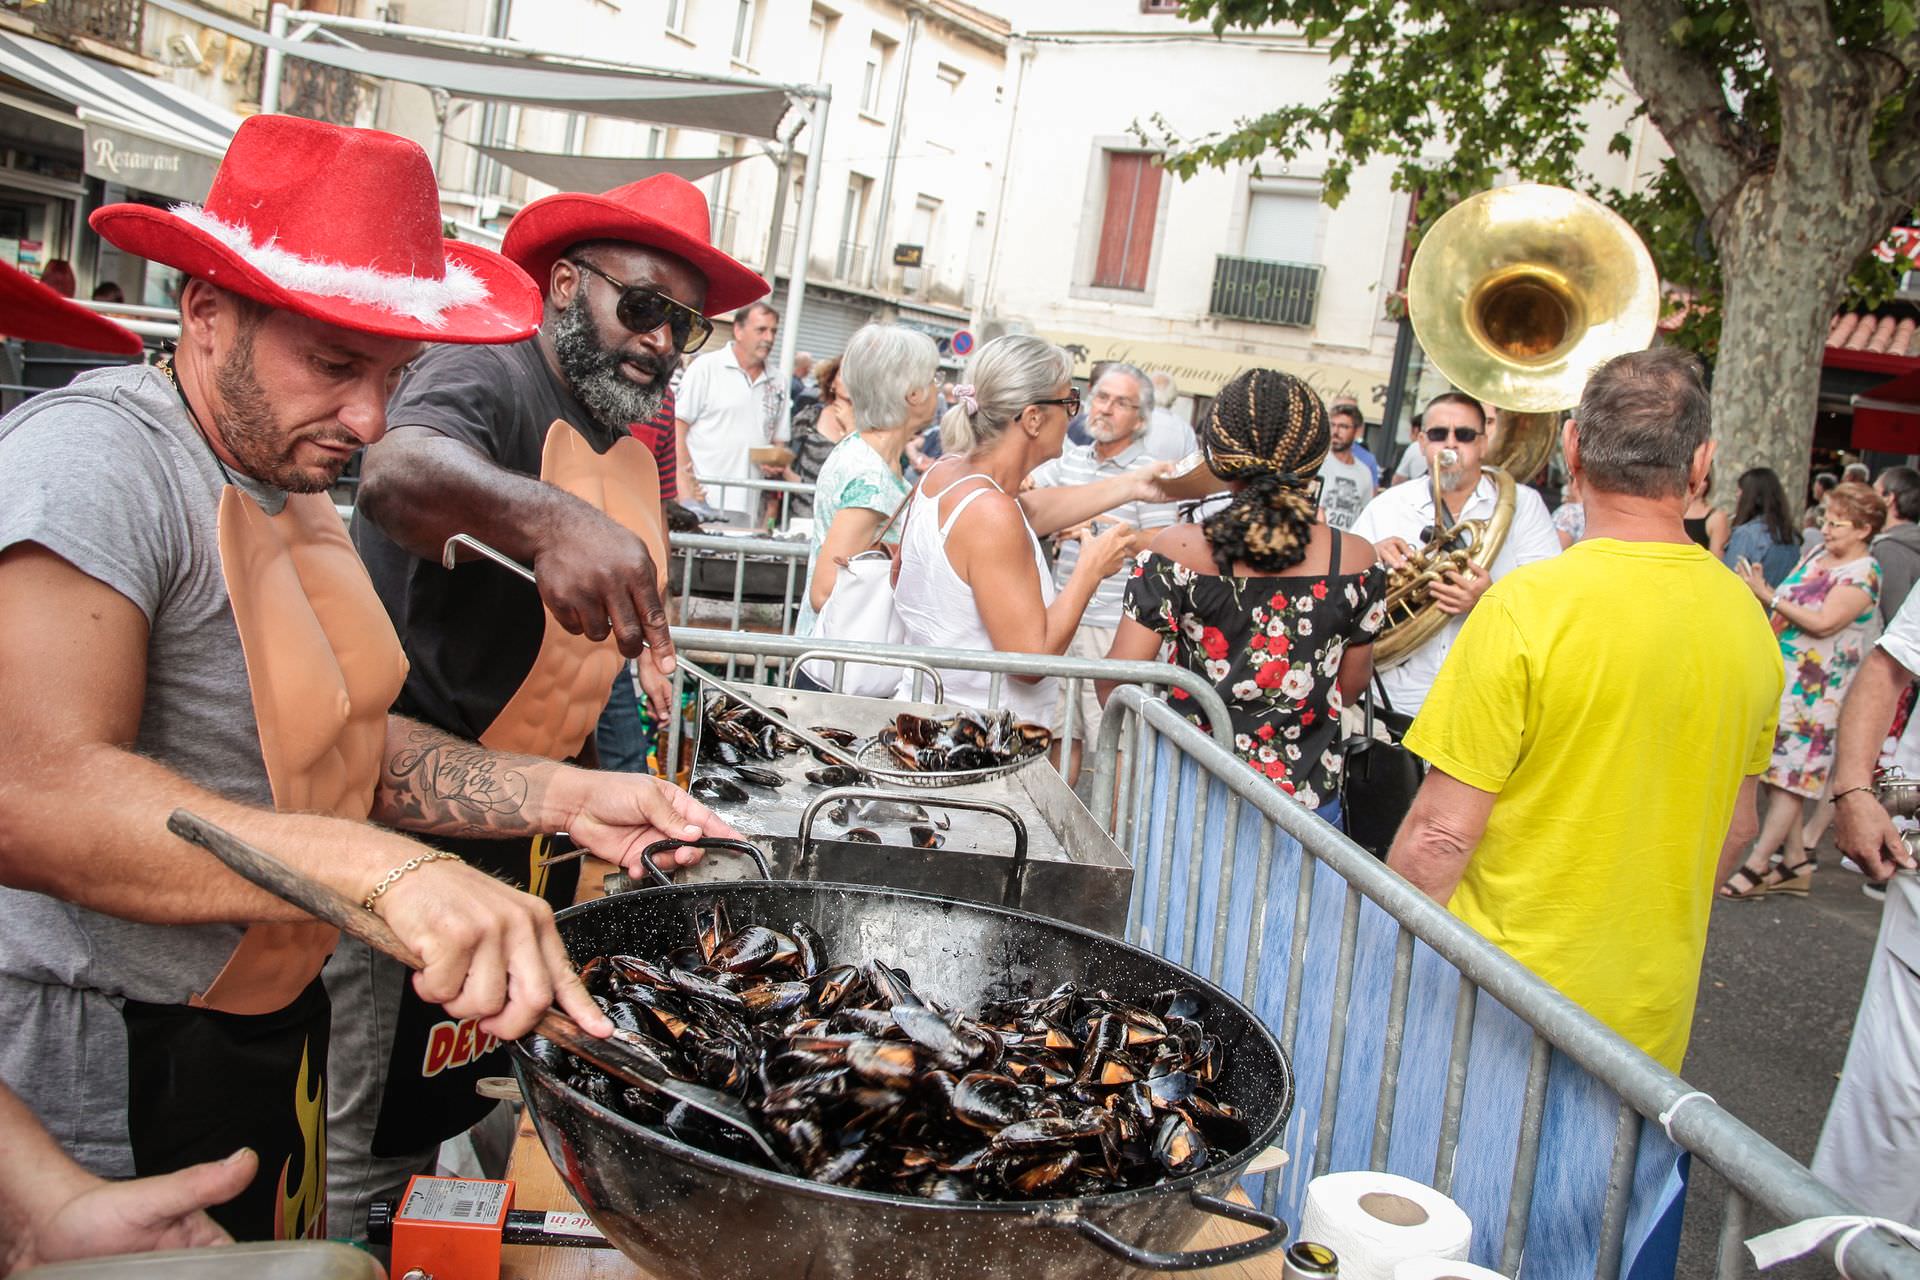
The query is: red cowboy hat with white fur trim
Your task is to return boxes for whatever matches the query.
[501,173,767,318]
[0,260,142,354]
[89,115,539,344]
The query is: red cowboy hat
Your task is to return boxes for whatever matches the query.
[501,173,768,318]
[89,115,539,344]
[0,260,142,354]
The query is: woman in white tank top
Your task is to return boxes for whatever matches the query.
[891,335,1163,720]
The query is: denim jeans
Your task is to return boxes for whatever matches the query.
[593,666,651,773]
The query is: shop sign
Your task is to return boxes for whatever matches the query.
[83,122,221,203]
[1039,328,1385,405]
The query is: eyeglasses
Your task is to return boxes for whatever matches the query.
[1423,425,1482,444]
[1821,516,1858,530]
[568,259,713,353]
[1031,390,1083,417]
[1091,390,1139,412]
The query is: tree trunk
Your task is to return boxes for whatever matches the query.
[1708,250,1842,511]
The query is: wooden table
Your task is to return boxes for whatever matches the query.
[497,862,1292,1280]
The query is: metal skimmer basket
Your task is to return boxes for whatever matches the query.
[855,737,1050,790]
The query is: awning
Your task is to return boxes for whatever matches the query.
[146,0,796,141]
[1828,345,1920,451]
[0,31,238,202]
[471,143,749,193]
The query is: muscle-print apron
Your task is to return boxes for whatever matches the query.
[370,422,666,1156]
[124,488,408,1240]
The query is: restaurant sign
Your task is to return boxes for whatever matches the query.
[1039,328,1385,405]
[83,122,221,204]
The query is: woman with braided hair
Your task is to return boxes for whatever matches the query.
[1099,368,1387,816]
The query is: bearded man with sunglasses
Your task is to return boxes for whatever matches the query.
[342,175,766,1241]
[1350,391,1561,718]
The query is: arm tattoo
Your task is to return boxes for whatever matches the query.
[377,722,546,837]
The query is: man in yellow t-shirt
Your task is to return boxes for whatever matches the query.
[1390,349,1782,1072]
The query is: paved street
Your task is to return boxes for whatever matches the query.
[1676,844,1888,1278]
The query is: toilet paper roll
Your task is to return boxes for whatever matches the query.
[1393,1259,1511,1280]
[1297,1172,1474,1280]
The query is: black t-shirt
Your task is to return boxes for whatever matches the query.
[354,337,613,741]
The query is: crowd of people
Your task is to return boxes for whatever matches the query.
[0,110,1914,1273]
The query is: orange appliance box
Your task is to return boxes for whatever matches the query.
[390,1175,514,1280]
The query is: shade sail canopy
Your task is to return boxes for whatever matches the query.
[147,0,797,140]
[471,143,750,193]
[0,30,239,202]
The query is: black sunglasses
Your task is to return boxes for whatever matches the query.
[1030,390,1083,417]
[568,259,713,353]
[1423,425,1481,444]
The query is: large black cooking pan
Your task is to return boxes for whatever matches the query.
[509,851,1296,1279]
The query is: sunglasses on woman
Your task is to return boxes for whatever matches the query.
[1423,425,1481,444]
[568,259,714,353]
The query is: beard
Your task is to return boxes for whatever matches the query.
[551,290,672,435]
[212,327,357,494]
[1088,414,1134,444]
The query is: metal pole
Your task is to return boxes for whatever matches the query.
[774,91,829,411]
[261,3,289,114]
[866,10,918,291]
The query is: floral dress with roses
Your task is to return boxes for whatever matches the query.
[1765,551,1881,797]
[1121,547,1388,809]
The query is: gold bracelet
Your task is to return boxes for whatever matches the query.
[362,850,462,912]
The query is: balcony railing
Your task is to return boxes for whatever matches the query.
[13,0,142,54]
[282,58,366,128]
[1209,254,1323,328]
[834,240,869,284]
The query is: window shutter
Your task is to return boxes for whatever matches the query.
[1093,152,1162,291]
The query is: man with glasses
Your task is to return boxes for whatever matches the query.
[1350,391,1560,717]
[1028,363,1175,781]
[341,174,766,1241]
[676,301,782,520]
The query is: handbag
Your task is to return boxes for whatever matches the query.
[1338,676,1425,860]
[800,485,917,697]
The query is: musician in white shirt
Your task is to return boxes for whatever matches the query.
[1350,392,1561,717]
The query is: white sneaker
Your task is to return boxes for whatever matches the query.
[1841,856,1867,876]
[1864,881,1888,902]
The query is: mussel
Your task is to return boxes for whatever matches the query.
[690,775,748,804]
[806,765,865,787]
[732,765,786,789]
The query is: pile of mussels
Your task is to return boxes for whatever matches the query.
[531,903,1248,1201]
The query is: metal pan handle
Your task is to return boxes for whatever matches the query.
[1066,1192,1288,1271]
[637,837,774,888]
[795,788,1030,909]
[786,647,945,703]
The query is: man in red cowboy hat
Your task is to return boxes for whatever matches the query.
[0,115,737,1243]
[338,172,767,1237]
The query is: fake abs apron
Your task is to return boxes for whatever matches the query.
[126,486,408,1240]
[370,422,667,1157]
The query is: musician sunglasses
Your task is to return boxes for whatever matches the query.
[1423,425,1481,444]
[1031,390,1084,416]
[568,259,714,353]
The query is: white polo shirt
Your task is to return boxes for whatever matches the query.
[1349,473,1561,716]
[677,342,782,519]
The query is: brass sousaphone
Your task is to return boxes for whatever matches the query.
[1375,183,1660,667]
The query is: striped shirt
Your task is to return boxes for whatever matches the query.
[627,386,678,501]
[1030,438,1177,628]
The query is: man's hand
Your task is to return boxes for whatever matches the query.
[15,1148,255,1269]
[1374,536,1416,569]
[529,504,676,681]
[1430,562,1492,615]
[560,773,744,877]
[374,857,610,1041]
[1833,789,1919,882]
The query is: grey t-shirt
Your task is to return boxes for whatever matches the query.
[1319,453,1376,531]
[0,363,283,1174]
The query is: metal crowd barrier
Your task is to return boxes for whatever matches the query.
[656,628,1235,788]
[667,531,810,634]
[690,474,819,530]
[1089,687,1920,1280]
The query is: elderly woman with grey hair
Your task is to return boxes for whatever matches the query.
[795,324,942,644]
[891,334,1169,719]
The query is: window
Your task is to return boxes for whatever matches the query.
[908,195,941,265]
[862,34,896,116]
[730,0,757,62]
[645,127,666,158]
[1243,179,1322,263]
[1092,151,1164,291]
[1140,0,1181,10]
[665,0,690,35]
[837,174,871,279]
[809,7,837,81]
